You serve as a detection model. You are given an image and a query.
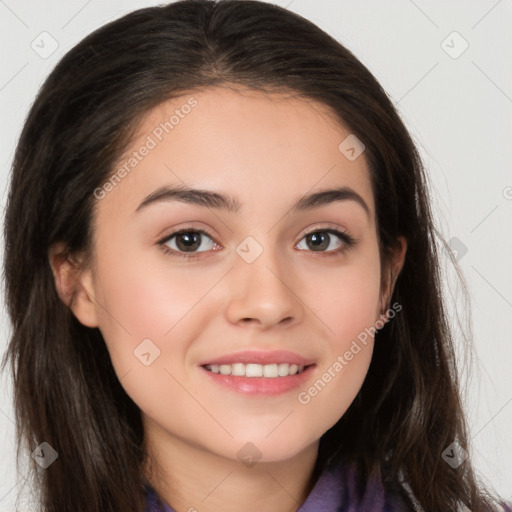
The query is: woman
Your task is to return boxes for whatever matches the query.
[2,1,510,511]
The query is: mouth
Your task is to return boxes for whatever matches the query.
[198,350,316,395]
[202,362,312,378]
[200,362,317,396]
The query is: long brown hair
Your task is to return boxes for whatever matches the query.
[1,1,506,510]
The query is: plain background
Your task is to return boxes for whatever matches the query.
[0,0,511,509]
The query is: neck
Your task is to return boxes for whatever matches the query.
[142,418,320,512]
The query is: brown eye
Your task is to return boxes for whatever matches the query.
[304,232,331,251]
[174,232,202,252]
[160,229,219,256]
[296,229,355,254]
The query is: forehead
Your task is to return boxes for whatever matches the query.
[96,85,375,222]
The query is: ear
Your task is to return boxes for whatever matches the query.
[48,242,99,328]
[378,236,407,319]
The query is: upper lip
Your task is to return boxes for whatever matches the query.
[199,350,315,367]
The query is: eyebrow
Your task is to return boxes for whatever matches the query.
[133,184,370,217]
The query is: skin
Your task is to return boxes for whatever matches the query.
[50,85,406,512]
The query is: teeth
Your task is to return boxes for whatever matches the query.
[205,363,305,377]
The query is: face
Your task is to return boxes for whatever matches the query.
[67,85,401,464]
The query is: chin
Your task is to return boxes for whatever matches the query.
[222,434,316,466]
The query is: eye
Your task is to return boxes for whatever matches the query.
[157,226,355,261]
[296,228,355,255]
[158,228,220,260]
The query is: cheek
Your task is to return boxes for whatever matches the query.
[297,342,373,444]
[91,252,208,422]
[294,252,380,426]
[305,252,382,351]
[92,247,221,384]
[94,246,219,340]
[297,272,378,434]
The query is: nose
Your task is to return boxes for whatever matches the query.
[224,244,303,330]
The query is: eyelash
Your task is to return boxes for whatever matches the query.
[157,226,356,261]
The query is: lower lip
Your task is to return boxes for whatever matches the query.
[200,365,316,396]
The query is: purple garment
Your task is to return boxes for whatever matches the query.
[144,460,409,512]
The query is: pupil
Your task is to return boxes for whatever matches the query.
[177,232,200,252]
[308,232,328,251]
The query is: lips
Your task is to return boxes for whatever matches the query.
[198,349,315,367]
[201,362,316,395]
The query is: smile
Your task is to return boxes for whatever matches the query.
[203,362,309,378]
[200,363,316,396]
